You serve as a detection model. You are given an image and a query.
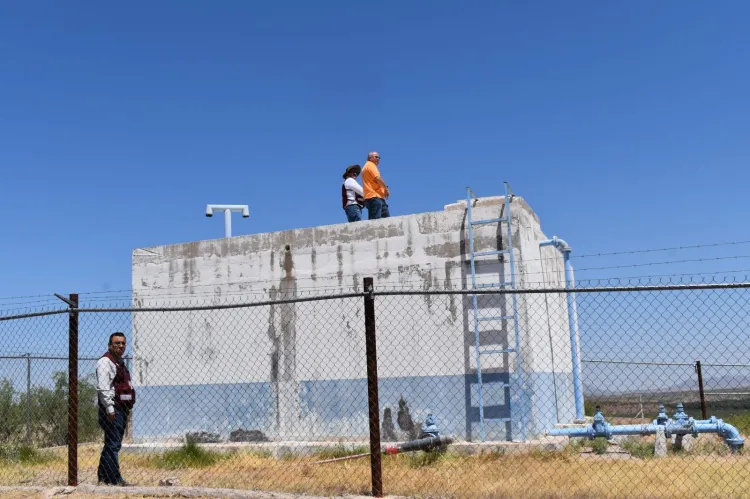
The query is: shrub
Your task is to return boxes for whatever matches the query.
[620,437,654,459]
[151,441,230,469]
[590,437,609,455]
[0,372,101,448]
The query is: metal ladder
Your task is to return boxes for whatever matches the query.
[466,181,526,442]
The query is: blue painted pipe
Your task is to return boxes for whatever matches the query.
[547,404,745,453]
[539,236,585,420]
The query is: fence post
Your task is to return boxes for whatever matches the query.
[68,294,79,487]
[26,353,31,444]
[696,360,707,419]
[363,277,383,498]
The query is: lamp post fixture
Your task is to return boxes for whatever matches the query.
[205,204,250,238]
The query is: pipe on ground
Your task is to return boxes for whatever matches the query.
[547,404,744,453]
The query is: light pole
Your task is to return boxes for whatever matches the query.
[205,204,250,238]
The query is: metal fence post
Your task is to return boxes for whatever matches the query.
[363,277,383,498]
[68,294,79,486]
[696,360,707,419]
[26,353,31,444]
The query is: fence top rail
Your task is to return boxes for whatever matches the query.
[74,291,367,313]
[0,309,68,322]
[373,281,750,296]
[0,355,133,361]
[582,359,697,367]
[583,359,750,368]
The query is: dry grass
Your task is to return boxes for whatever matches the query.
[1,441,750,498]
[0,494,221,499]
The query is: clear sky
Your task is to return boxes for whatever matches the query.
[1,0,749,305]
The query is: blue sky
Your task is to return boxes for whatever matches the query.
[1,0,749,306]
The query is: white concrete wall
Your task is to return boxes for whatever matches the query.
[131,195,576,441]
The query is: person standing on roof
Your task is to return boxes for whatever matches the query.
[362,151,390,220]
[342,164,365,222]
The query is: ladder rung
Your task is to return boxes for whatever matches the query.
[478,315,514,322]
[474,283,511,289]
[478,383,511,390]
[484,417,512,422]
[471,217,508,226]
[479,348,515,354]
[474,249,509,257]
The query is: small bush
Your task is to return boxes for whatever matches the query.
[620,437,654,459]
[0,445,57,465]
[151,441,229,469]
[564,438,585,455]
[584,400,597,417]
[405,450,446,468]
[725,413,750,436]
[590,437,609,455]
[315,445,369,460]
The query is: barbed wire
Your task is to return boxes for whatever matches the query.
[2,279,749,319]
[3,248,750,306]
[572,239,750,259]
[3,273,750,317]
[575,254,750,272]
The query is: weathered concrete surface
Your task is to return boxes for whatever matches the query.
[118,437,569,458]
[131,194,577,443]
[655,426,668,457]
[0,484,391,498]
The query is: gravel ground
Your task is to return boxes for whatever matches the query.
[0,485,407,499]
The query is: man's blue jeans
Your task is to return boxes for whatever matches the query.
[345,204,362,222]
[365,198,390,220]
[97,405,128,485]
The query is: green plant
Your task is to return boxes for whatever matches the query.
[151,441,230,469]
[0,444,57,465]
[314,444,369,460]
[584,400,597,417]
[406,450,445,468]
[620,437,654,459]
[0,372,101,448]
[590,437,609,455]
[725,413,750,436]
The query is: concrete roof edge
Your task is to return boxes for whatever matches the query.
[131,194,540,254]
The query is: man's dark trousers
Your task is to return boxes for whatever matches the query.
[365,197,390,220]
[97,404,128,485]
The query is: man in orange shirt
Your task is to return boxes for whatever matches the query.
[361,151,390,220]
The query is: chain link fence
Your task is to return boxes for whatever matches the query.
[0,279,749,497]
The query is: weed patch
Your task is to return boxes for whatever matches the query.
[591,437,609,455]
[147,441,231,469]
[314,444,368,460]
[0,445,57,465]
[620,437,655,459]
[726,413,750,436]
[404,449,448,468]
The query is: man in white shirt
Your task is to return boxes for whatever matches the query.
[95,332,135,486]
[341,164,365,222]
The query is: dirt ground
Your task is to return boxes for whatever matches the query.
[0,485,387,499]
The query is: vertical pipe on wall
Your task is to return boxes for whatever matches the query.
[539,237,585,421]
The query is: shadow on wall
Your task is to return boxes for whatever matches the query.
[381,396,423,442]
[269,244,299,438]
